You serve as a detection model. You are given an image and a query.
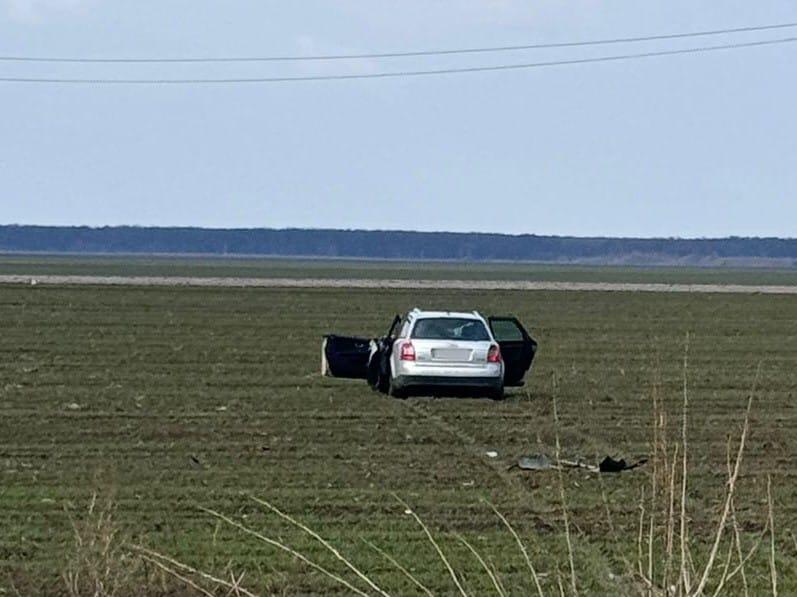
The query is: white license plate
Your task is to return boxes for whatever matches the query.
[431,348,471,361]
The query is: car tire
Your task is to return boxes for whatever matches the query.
[488,386,505,401]
[367,359,390,394]
[388,378,407,399]
[376,373,390,395]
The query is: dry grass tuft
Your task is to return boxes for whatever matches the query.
[552,373,578,596]
[62,493,142,597]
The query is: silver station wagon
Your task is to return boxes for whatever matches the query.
[322,308,537,399]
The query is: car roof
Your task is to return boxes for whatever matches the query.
[407,309,484,321]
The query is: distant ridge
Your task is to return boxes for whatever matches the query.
[1,225,796,268]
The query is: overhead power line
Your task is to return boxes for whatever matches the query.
[0,36,794,85]
[0,21,796,63]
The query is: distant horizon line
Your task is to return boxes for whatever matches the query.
[2,223,794,242]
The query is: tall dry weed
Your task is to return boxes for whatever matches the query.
[62,493,141,597]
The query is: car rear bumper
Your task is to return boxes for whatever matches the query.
[394,360,502,378]
[392,375,503,391]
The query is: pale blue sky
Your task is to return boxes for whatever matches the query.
[1,1,795,237]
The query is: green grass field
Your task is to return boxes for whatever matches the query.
[2,280,796,595]
[2,253,797,285]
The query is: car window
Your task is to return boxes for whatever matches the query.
[411,318,490,341]
[490,319,525,342]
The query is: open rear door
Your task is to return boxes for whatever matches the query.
[322,335,371,379]
[488,316,538,386]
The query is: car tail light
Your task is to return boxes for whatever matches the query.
[487,344,502,363]
[399,342,416,361]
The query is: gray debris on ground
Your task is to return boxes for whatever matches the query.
[517,454,554,471]
[514,453,644,473]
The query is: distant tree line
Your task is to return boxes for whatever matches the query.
[1,225,796,265]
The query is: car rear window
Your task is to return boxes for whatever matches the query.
[411,318,490,341]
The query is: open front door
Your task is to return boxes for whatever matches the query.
[322,335,372,379]
[322,316,400,382]
[488,316,538,386]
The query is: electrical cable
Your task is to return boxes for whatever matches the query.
[0,35,793,85]
[0,21,795,63]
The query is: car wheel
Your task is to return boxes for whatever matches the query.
[388,378,407,399]
[488,386,505,401]
[376,373,390,394]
